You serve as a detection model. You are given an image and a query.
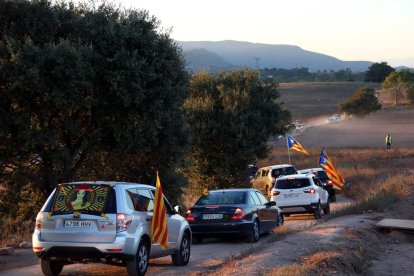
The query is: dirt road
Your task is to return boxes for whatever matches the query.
[0,197,352,275]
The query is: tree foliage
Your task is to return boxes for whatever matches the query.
[339,87,381,117]
[183,70,291,195]
[382,70,414,105]
[0,0,190,218]
[364,62,395,82]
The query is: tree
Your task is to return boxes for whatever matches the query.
[0,1,190,218]
[382,70,414,105]
[183,70,291,196]
[364,62,395,82]
[339,87,382,117]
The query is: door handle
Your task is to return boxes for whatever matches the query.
[146,216,153,221]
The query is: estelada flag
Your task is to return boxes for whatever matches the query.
[319,149,346,190]
[287,134,309,155]
[151,171,168,249]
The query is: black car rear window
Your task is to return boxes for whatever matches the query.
[316,171,329,181]
[50,183,115,215]
[276,178,310,189]
[196,191,246,205]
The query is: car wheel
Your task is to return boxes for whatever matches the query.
[247,219,260,243]
[277,212,284,226]
[172,232,191,266]
[40,259,64,276]
[330,194,337,202]
[323,202,330,214]
[192,236,203,244]
[127,239,149,276]
[314,202,322,219]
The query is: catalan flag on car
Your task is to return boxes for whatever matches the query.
[151,171,168,249]
[287,134,309,155]
[319,149,346,190]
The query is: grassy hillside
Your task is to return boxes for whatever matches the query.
[277,82,381,120]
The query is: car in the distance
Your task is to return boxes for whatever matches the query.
[32,181,191,276]
[186,188,283,243]
[298,168,336,202]
[270,174,330,219]
[251,164,298,196]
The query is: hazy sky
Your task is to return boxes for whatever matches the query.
[115,0,414,67]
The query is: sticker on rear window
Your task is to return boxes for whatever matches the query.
[51,183,111,215]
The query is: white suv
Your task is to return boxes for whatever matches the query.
[270,174,330,219]
[32,181,191,276]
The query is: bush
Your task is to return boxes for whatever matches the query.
[339,87,381,117]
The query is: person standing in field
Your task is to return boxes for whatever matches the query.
[385,133,392,151]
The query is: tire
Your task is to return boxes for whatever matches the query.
[40,259,64,276]
[314,202,322,219]
[127,240,149,276]
[172,232,191,266]
[246,220,260,243]
[277,212,284,226]
[323,202,330,214]
[330,194,337,202]
[192,236,203,244]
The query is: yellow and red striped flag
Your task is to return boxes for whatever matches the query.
[287,134,309,155]
[319,149,346,190]
[151,171,168,249]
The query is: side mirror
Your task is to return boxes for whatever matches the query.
[174,204,183,214]
[265,201,276,208]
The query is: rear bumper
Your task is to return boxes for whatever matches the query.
[278,202,320,215]
[32,230,137,260]
[189,221,253,238]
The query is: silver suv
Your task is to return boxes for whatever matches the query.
[32,181,191,275]
[270,174,330,219]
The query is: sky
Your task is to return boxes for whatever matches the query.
[114,0,414,67]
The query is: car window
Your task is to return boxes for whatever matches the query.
[317,171,329,181]
[196,191,246,205]
[276,178,311,189]
[313,177,321,186]
[262,169,269,177]
[149,189,174,214]
[271,169,281,178]
[283,166,298,175]
[249,192,260,205]
[126,188,154,212]
[254,170,261,179]
[255,191,269,205]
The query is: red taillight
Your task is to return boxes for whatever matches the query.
[116,213,132,232]
[186,210,195,221]
[106,249,123,252]
[272,190,280,196]
[304,188,317,194]
[230,208,246,220]
[35,212,44,230]
[33,247,45,252]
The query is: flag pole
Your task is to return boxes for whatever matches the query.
[286,134,291,163]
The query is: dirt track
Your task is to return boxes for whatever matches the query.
[273,108,414,148]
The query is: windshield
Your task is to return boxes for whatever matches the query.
[196,191,246,205]
[51,183,112,215]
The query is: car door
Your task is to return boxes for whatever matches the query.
[254,191,278,232]
[149,189,180,253]
[312,177,328,204]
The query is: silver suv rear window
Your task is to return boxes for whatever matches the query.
[276,178,311,189]
[50,183,113,215]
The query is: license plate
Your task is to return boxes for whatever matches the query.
[284,194,299,199]
[64,220,93,228]
[203,214,223,220]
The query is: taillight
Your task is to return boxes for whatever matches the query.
[272,190,280,196]
[186,210,195,221]
[35,212,44,230]
[304,188,317,194]
[116,213,132,232]
[230,208,246,220]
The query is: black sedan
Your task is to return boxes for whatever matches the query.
[185,188,283,243]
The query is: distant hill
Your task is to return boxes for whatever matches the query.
[178,40,373,72]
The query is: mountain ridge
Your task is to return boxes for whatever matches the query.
[177,40,373,72]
